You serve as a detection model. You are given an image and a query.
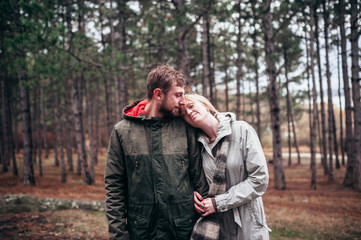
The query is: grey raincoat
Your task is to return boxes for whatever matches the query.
[198,112,271,240]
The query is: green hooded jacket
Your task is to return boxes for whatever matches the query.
[105,100,209,240]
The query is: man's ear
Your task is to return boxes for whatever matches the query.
[153,88,163,101]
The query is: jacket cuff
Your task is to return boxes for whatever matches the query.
[214,194,228,212]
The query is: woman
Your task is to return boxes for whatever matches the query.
[181,94,271,240]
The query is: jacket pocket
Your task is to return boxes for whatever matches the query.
[127,211,151,239]
[249,198,268,230]
[173,212,196,240]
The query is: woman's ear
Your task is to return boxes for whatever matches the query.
[153,88,163,101]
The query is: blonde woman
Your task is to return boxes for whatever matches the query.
[181,94,271,240]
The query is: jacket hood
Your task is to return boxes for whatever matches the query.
[122,99,175,122]
[123,99,147,120]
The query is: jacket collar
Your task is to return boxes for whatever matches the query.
[198,112,235,149]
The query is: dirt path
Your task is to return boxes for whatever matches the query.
[1,150,360,239]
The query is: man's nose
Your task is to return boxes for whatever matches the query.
[179,96,185,105]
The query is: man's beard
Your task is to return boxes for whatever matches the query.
[159,97,179,118]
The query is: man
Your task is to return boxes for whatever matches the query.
[105,64,209,240]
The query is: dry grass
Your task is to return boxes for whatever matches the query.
[1,148,361,239]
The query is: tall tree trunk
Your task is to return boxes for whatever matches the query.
[306,32,313,162]
[1,79,9,173]
[309,0,318,190]
[336,36,345,166]
[251,2,261,138]
[19,72,35,186]
[13,98,20,154]
[223,40,229,112]
[72,74,93,185]
[173,0,192,87]
[284,46,292,166]
[94,78,100,163]
[99,5,113,140]
[56,84,66,183]
[85,75,95,181]
[36,86,42,176]
[236,1,243,120]
[14,0,35,185]
[1,24,17,174]
[340,0,355,187]
[50,77,59,166]
[202,17,211,100]
[332,107,340,169]
[322,0,334,181]
[31,87,37,164]
[290,102,301,165]
[65,79,73,172]
[109,0,121,122]
[118,0,128,117]
[40,85,49,159]
[262,0,285,190]
[315,11,328,175]
[350,0,361,191]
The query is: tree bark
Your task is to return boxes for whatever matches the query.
[202,17,211,100]
[251,2,261,138]
[19,72,35,186]
[262,0,285,190]
[118,0,129,117]
[40,85,49,159]
[56,84,66,183]
[99,4,113,140]
[94,78,100,164]
[350,0,361,191]
[36,86,43,176]
[14,0,35,186]
[322,0,334,181]
[315,11,328,175]
[1,77,9,173]
[72,74,93,185]
[50,77,59,167]
[85,75,95,181]
[236,1,243,120]
[173,0,193,87]
[339,0,355,187]
[65,79,73,172]
[309,0,318,190]
[336,36,345,166]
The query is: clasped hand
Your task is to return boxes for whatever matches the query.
[193,191,216,217]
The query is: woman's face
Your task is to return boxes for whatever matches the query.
[181,99,210,128]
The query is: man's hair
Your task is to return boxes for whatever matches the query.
[147,64,186,99]
[184,94,218,116]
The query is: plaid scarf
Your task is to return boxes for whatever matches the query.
[190,137,230,240]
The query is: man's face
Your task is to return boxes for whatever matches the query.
[159,84,185,117]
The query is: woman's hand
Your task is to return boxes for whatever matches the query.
[199,198,216,217]
[194,192,216,216]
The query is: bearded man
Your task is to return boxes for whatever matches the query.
[105,64,208,240]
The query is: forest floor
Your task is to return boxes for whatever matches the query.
[0,148,361,240]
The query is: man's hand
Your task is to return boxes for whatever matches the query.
[193,191,204,214]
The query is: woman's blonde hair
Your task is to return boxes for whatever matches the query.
[184,94,218,116]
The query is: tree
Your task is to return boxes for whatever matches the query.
[236,1,244,120]
[262,0,285,190]
[339,0,355,187]
[321,0,335,181]
[350,0,361,191]
[309,0,318,190]
[314,7,329,175]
